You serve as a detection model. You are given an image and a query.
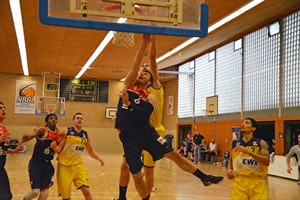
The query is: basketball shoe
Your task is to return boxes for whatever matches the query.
[202,175,224,186]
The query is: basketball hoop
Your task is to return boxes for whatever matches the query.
[110,116,116,120]
[103,4,143,48]
[46,104,56,114]
[200,109,214,116]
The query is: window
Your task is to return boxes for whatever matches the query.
[268,21,280,36]
[234,39,242,51]
[178,62,194,118]
[209,51,215,61]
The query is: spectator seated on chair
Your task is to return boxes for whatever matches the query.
[178,140,187,158]
[208,139,217,164]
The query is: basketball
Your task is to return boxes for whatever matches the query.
[22,87,35,97]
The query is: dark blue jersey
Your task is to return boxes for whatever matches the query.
[0,142,8,169]
[115,85,154,133]
[32,127,61,161]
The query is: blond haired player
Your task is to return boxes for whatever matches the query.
[114,35,164,200]
[141,34,165,193]
[227,118,270,200]
[115,34,223,200]
[55,113,104,200]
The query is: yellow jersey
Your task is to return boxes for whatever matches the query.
[231,137,268,177]
[147,86,165,136]
[57,127,88,166]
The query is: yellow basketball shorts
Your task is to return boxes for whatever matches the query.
[56,162,89,199]
[143,129,166,167]
[229,175,268,200]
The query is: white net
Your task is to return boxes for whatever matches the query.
[112,31,135,48]
[104,5,141,48]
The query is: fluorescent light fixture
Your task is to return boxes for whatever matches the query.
[156,37,198,63]
[75,18,127,78]
[9,0,29,75]
[75,31,114,78]
[156,0,265,63]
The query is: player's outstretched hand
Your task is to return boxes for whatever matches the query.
[143,34,152,43]
[119,90,130,106]
[22,134,31,143]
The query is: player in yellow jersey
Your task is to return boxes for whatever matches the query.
[227,118,270,200]
[115,34,223,200]
[142,33,165,194]
[55,113,104,200]
[115,35,166,200]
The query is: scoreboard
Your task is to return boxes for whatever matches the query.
[60,79,108,103]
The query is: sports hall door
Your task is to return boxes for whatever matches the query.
[257,121,275,154]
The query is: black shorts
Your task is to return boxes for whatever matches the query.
[0,168,12,200]
[186,146,193,152]
[28,158,54,190]
[119,127,173,174]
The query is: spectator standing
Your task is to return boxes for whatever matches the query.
[286,134,300,185]
[193,130,204,164]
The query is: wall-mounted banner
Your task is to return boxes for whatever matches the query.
[15,80,37,114]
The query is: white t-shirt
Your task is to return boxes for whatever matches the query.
[287,144,300,166]
[209,142,217,153]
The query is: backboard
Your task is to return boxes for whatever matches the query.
[39,0,209,37]
[35,96,66,116]
[206,95,218,116]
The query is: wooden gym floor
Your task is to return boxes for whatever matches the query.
[6,153,299,200]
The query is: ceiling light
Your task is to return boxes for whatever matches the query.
[156,0,265,63]
[75,18,126,78]
[9,0,29,75]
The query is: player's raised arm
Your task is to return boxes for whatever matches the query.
[148,35,160,89]
[123,34,151,90]
[22,127,45,143]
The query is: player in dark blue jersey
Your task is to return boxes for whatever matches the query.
[115,34,224,200]
[22,114,63,200]
[0,101,23,200]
